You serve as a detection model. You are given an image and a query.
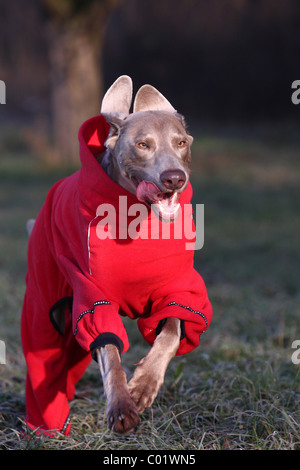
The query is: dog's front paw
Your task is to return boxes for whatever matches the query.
[106,394,140,434]
[128,367,163,413]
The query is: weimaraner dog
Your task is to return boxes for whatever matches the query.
[96,76,193,433]
[25,76,212,435]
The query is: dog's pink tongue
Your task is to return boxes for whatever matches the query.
[136,181,162,202]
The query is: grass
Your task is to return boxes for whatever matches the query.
[0,124,299,450]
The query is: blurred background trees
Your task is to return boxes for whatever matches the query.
[0,0,299,162]
[42,0,121,160]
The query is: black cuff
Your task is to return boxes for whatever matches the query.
[156,318,185,341]
[90,333,124,361]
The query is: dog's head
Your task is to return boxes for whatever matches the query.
[100,76,193,221]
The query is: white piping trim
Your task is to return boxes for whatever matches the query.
[87,216,98,275]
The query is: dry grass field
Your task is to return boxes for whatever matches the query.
[0,123,299,450]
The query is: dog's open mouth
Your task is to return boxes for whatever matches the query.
[136,180,181,221]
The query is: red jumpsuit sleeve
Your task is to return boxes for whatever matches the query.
[58,254,129,355]
[137,269,213,355]
[49,178,129,355]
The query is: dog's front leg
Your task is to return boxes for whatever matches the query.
[96,345,140,433]
[128,317,181,413]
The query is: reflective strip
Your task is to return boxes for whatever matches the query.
[74,300,111,336]
[167,301,208,328]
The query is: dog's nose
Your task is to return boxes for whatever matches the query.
[160,169,186,191]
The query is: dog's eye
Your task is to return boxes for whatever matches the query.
[137,142,148,149]
[178,140,187,147]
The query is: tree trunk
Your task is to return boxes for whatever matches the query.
[49,26,103,163]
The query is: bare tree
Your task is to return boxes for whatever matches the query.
[42,0,121,162]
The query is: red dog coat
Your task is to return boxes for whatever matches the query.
[21,114,213,436]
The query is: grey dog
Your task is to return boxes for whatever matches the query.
[95,76,194,433]
[26,76,202,435]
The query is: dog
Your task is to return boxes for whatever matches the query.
[22,76,212,435]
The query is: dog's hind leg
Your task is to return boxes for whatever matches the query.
[96,345,140,433]
[128,317,180,413]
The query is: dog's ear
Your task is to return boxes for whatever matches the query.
[101,76,133,150]
[101,75,133,115]
[133,85,176,113]
[104,115,124,150]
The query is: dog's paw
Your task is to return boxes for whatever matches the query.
[128,368,163,413]
[106,394,140,434]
